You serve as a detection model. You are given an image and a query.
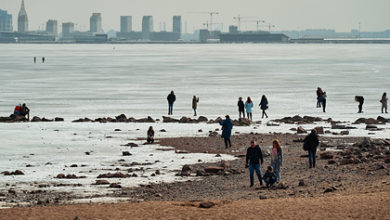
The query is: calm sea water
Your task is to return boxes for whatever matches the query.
[0,44,389,121]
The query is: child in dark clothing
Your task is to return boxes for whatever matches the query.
[263,166,277,187]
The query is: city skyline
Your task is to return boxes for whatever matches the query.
[0,0,390,33]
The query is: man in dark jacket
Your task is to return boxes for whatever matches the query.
[246,140,264,187]
[167,91,176,115]
[355,96,364,113]
[219,115,233,149]
[237,97,245,118]
[303,129,319,168]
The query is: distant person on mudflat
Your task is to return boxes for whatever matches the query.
[321,92,327,113]
[219,115,233,149]
[271,139,283,182]
[303,129,319,168]
[245,97,254,120]
[245,140,264,187]
[380,92,388,113]
[34,57,36,63]
[263,166,277,187]
[259,95,269,119]
[355,96,364,113]
[147,126,155,144]
[13,103,30,120]
[238,97,245,118]
[192,96,199,116]
[42,57,45,63]
[167,91,176,115]
[316,87,323,108]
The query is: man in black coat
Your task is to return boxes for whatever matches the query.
[246,140,264,187]
[167,91,176,115]
[355,96,364,113]
[303,129,319,168]
[237,97,245,118]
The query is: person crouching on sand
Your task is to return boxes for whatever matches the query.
[263,166,277,187]
[147,126,154,144]
[219,115,233,149]
[245,140,264,187]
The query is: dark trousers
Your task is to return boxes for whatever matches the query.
[264,177,276,187]
[358,103,363,113]
[224,138,231,148]
[239,110,245,118]
[247,112,252,120]
[168,103,173,115]
[309,150,316,168]
[262,110,268,118]
[249,164,263,186]
[322,99,326,112]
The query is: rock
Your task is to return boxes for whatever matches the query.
[122,151,132,156]
[97,172,131,178]
[220,160,230,169]
[215,154,221,157]
[95,180,110,185]
[376,164,385,170]
[31,116,41,122]
[259,195,267,200]
[297,126,307,134]
[204,166,224,174]
[182,165,191,172]
[198,116,208,122]
[328,160,337,164]
[3,170,24,175]
[209,131,218,137]
[233,118,251,126]
[115,114,127,122]
[114,129,121,132]
[366,124,378,130]
[331,123,346,129]
[324,187,337,193]
[56,174,86,179]
[377,116,389,123]
[314,126,324,134]
[155,170,160,175]
[384,157,390,164]
[122,142,139,147]
[162,116,179,123]
[55,117,64,122]
[199,201,215,209]
[72,118,93,123]
[175,150,190,154]
[196,170,207,176]
[109,183,122,188]
[320,152,334,160]
[198,129,203,132]
[340,130,349,135]
[74,216,80,220]
[298,180,305,186]
[180,171,191,176]
[0,114,27,123]
[8,189,16,194]
[325,130,331,134]
[70,164,78,168]
[160,129,167,132]
[340,158,355,165]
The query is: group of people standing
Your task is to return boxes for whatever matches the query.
[316,87,327,112]
[237,95,269,120]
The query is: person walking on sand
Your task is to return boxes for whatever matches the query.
[219,115,233,149]
[238,97,245,118]
[321,92,327,113]
[355,96,364,113]
[316,87,323,108]
[245,97,254,120]
[167,91,176,115]
[303,129,319,168]
[245,140,264,187]
[192,96,199,116]
[271,139,283,182]
[380,92,388,113]
[259,95,269,119]
[147,126,155,144]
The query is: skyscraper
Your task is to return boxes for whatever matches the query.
[173,16,181,35]
[17,0,28,33]
[120,16,132,33]
[46,20,58,36]
[142,16,153,40]
[0,9,13,32]
[62,22,74,38]
[90,13,102,33]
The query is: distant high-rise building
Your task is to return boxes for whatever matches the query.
[0,9,13,32]
[62,22,74,38]
[17,0,28,33]
[142,16,153,40]
[173,16,181,35]
[120,16,132,33]
[46,20,58,36]
[90,13,102,33]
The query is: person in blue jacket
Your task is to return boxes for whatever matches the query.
[219,115,233,149]
[245,97,254,120]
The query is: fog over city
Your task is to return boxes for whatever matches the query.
[1,0,390,32]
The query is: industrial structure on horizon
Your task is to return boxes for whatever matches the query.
[0,0,390,43]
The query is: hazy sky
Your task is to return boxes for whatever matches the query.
[1,0,389,32]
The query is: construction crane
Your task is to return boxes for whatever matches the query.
[233,15,258,31]
[239,19,266,31]
[203,22,224,31]
[189,11,219,31]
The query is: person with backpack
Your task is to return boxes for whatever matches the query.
[303,129,319,168]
